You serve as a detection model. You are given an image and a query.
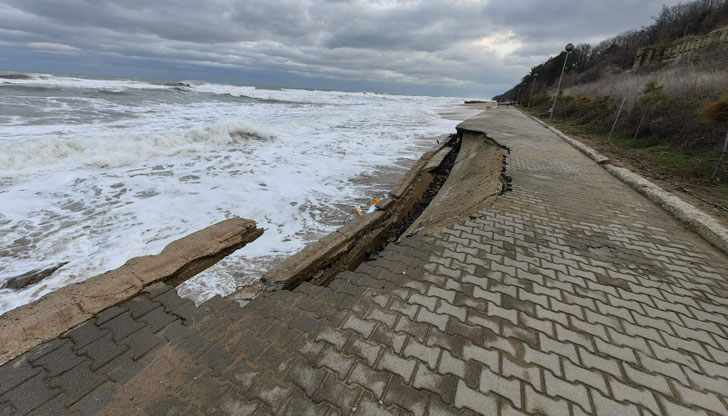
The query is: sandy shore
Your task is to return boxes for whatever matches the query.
[436,102,493,121]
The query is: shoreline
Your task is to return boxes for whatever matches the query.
[0,94,465,314]
[0,105,485,363]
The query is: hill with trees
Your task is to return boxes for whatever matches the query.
[495,0,728,201]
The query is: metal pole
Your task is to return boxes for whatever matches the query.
[710,129,728,184]
[527,75,538,108]
[549,50,570,121]
[608,96,627,141]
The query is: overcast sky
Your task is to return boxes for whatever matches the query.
[0,0,683,97]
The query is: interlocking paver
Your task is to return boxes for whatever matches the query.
[48,363,105,406]
[454,380,497,414]
[99,311,144,342]
[416,306,449,331]
[313,373,361,414]
[479,366,522,408]
[315,347,356,381]
[590,389,640,416]
[462,344,498,372]
[502,354,541,391]
[345,336,382,367]
[289,359,327,398]
[31,342,85,377]
[0,373,58,415]
[347,362,391,399]
[377,349,416,383]
[316,326,351,351]
[80,333,128,370]
[3,109,728,415]
[65,321,106,349]
[403,338,440,370]
[0,354,41,396]
[524,383,569,416]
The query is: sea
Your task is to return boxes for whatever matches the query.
[0,71,473,315]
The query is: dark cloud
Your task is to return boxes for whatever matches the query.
[0,0,682,97]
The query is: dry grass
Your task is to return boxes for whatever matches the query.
[527,63,728,149]
[565,67,728,117]
[524,62,728,186]
[700,94,728,122]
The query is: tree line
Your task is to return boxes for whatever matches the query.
[495,0,728,101]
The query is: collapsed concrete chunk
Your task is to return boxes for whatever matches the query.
[0,218,263,365]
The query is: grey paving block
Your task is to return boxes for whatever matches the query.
[124,296,161,319]
[383,376,430,416]
[69,382,114,416]
[23,396,67,416]
[31,342,85,377]
[153,289,187,311]
[80,333,128,370]
[103,351,146,384]
[288,359,328,398]
[213,388,260,416]
[144,394,187,416]
[248,377,293,414]
[27,339,67,363]
[121,326,162,361]
[66,321,107,349]
[312,374,361,415]
[99,311,145,342]
[0,373,59,414]
[48,362,106,406]
[0,354,42,395]
[203,295,235,312]
[283,388,330,416]
[160,320,191,343]
[94,305,127,325]
[170,300,203,326]
[138,306,176,333]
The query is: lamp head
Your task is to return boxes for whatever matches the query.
[565,43,575,52]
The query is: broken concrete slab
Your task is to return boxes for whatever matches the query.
[260,138,454,291]
[0,218,263,365]
[1,263,68,290]
[405,130,509,236]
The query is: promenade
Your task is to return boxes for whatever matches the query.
[1,108,727,415]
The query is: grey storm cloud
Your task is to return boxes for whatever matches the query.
[0,0,683,97]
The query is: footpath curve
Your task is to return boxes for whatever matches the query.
[1,108,727,415]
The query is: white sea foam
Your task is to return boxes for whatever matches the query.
[0,118,275,173]
[0,72,171,91]
[0,72,464,314]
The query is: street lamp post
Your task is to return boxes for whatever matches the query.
[527,74,538,109]
[518,87,524,105]
[549,43,574,121]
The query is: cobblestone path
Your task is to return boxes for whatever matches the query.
[1,109,727,415]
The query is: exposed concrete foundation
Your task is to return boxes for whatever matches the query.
[257,131,511,293]
[259,137,456,291]
[405,129,509,236]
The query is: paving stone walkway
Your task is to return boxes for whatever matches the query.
[1,109,728,415]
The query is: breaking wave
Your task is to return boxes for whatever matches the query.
[0,120,275,173]
[0,73,33,80]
